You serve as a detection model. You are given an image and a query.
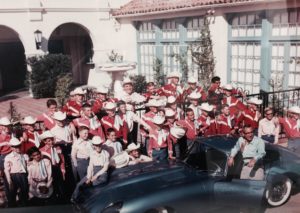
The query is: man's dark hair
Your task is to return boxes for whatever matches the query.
[243,124,253,131]
[221,104,229,109]
[47,99,57,108]
[211,76,221,83]
[82,103,92,109]
[186,108,194,114]
[27,146,40,157]
[107,128,116,135]
[117,100,126,108]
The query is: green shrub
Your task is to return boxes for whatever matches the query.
[130,75,147,94]
[55,73,73,107]
[26,54,72,98]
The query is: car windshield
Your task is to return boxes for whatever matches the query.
[184,142,228,176]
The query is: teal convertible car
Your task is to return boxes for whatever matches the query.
[73,136,300,213]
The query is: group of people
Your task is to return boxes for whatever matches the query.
[0,71,300,207]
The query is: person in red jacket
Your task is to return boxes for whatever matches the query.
[221,84,247,116]
[101,102,128,147]
[37,99,58,130]
[39,131,66,200]
[235,97,262,134]
[62,87,85,119]
[91,86,109,116]
[177,108,199,152]
[148,115,174,161]
[277,106,300,152]
[183,76,207,102]
[159,72,183,101]
[20,116,41,154]
[0,117,12,171]
[197,103,217,137]
[216,104,237,135]
[143,81,161,102]
[73,103,105,140]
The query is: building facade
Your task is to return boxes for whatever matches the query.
[0,0,299,95]
[114,0,300,94]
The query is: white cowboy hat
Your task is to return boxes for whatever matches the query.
[222,84,233,91]
[147,78,155,84]
[0,117,11,126]
[188,92,201,100]
[153,115,165,125]
[52,111,66,121]
[288,106,300,114]
[69,90,75,96]
[170,126,186,139]
[104,102,117,110]
[247,97,263,105]
[110,151,130,168]
[95,86,108,94]
[145,99,161,107]
[167,96,176,104]
[167,71,181,79]
[22,116,37,125]
[126,143,141,152]
[39,131,55,141]
[9,137,21,146]
[73,87,86,95]
[199,102,214,112]
[31,182,53,199]
[122,77,133,86]
[92,136,104,145]
[165,108,176,117]
[188,76,197,84]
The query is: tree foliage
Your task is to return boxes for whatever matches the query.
[190,17,215,90]
[153,58,165,87]
[26,54,72,98]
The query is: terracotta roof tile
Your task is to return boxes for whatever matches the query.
[113,0,259,17]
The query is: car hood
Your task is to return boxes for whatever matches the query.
[77,160,204,211]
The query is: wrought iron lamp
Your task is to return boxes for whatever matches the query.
[34,30,42,49]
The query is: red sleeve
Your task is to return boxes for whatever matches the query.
[167,134,173,155]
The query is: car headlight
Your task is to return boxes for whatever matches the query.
[101,201,123,213]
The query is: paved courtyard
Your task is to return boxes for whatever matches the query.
[0,89,48,118]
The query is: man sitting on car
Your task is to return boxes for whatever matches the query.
[227,125,266,180]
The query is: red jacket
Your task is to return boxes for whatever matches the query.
[221,96,246,116]
[21,130,40,154]
[279,117,300,138]
[40,145,65,175]
[235,108,260,129]
[62,100,82,117]
[216,114,236,135]
[177,119,198,140]
[183,86,207,101]
[37,112,56,130]
[73,116,105,140]
[197,115,217,136]
[101,115,128,143]
[0,133,11,155]
[148,123,173,156]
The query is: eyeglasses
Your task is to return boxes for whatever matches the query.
[265,113,273,116]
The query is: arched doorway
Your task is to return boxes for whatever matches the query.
[0,25,26,95]
[48,23,93,85]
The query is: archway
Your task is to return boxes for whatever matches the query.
[0,25,27,95]
[48,23,93,85]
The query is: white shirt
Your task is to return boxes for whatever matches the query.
[71,138,93,161]
[258,117,280,143]
[104,140,123,158]
[86,150,109,179]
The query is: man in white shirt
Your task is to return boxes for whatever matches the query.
[258,108,280,144]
